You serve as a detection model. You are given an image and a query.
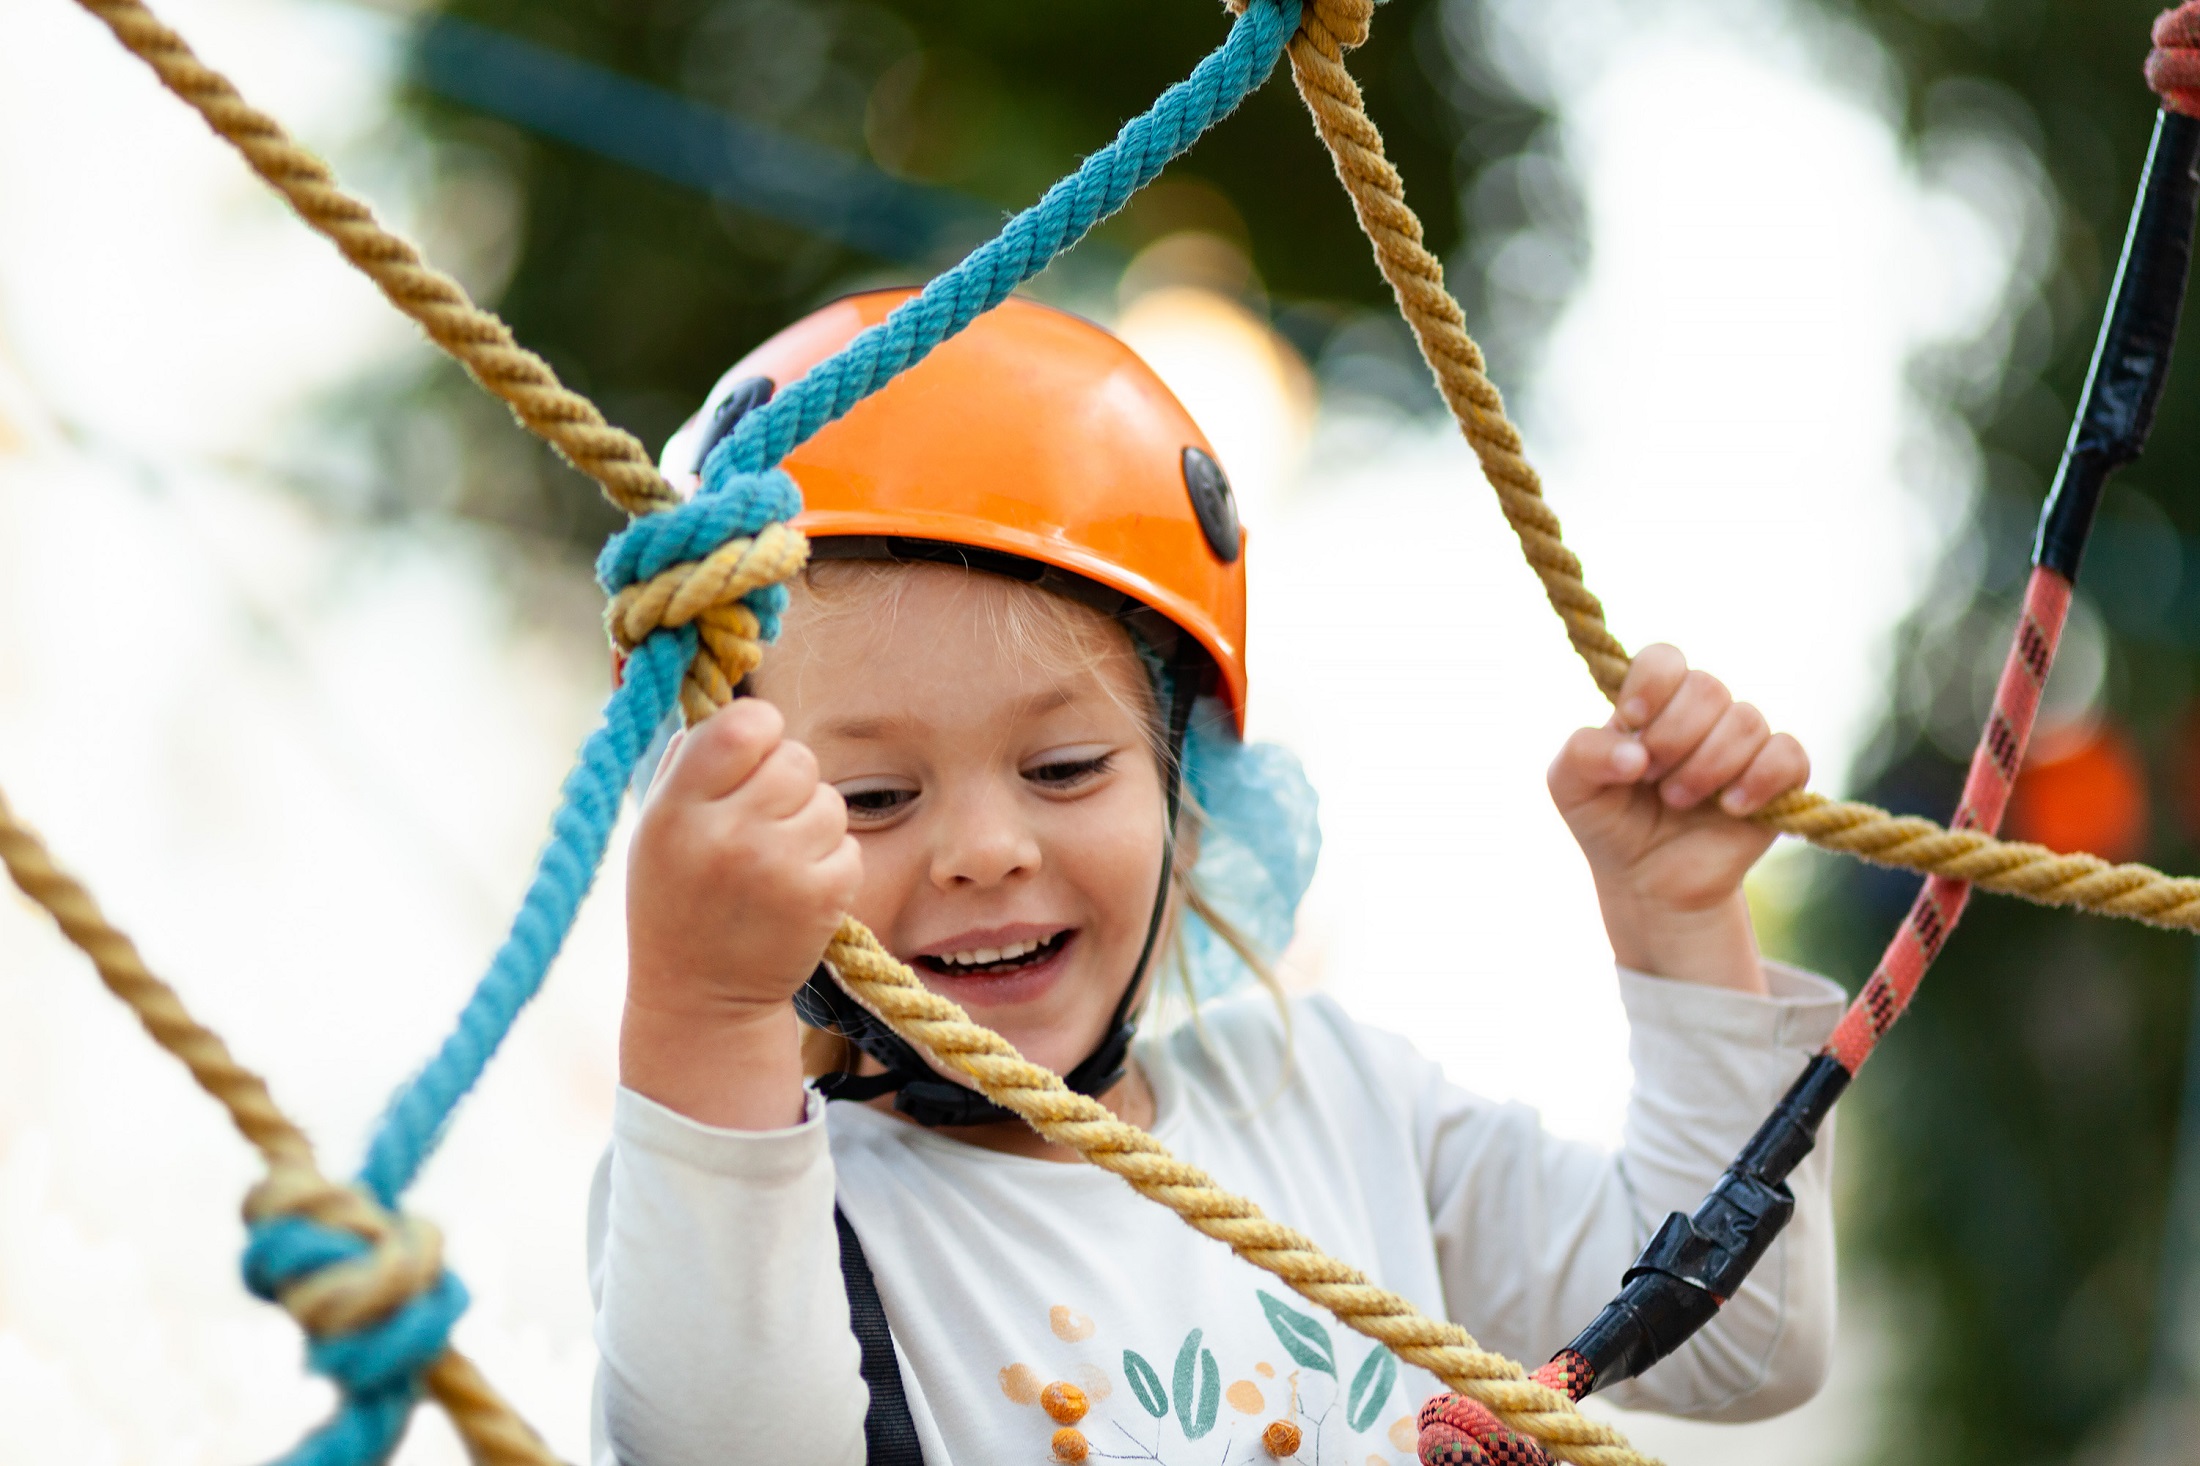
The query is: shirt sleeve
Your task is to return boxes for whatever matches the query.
[1414,962,1846,1421]
[588,1085,867,1466]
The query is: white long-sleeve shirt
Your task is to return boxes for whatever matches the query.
[590,964,1845,1466]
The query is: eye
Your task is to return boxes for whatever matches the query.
[837,782,918,821]
[1024,751,1115,790]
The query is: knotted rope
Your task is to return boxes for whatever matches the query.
[0,787,558,1466]
[42,1,2200,1464]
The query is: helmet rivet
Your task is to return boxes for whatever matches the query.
[1182,446,1241,563]
[691,375,775,473]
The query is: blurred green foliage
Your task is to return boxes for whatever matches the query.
[384,0,1565,552]
[386,0,2200,1459]
[1798,3,2200,1463]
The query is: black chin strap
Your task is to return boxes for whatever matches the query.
[798,650,1198,1127]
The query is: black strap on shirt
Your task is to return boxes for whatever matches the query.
[835,1206,925,1465]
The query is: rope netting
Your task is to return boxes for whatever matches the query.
[4,1,2197,1463]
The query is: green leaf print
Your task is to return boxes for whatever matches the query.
[1346,1346,1399,1433]
[1122,1349,1168,1419]
[1256,1290,1336,1376]
[1171,1329,1221,1440]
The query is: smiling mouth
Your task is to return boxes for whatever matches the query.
[916,930,1072,978]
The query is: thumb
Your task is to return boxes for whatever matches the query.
[1547,724,1650,812]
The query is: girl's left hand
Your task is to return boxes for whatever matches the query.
[1547,644,1809,993]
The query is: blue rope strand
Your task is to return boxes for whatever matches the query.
[360,0,1296,1210]
[241,1218,471,1465]
[356,623,692,1204]
[706,0,1299,483]
[274,5,1300,1459]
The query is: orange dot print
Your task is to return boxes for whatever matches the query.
[1076,1363,1114,1402]
[1042,1381,1089,1424]
[1388,1415,1418,1451]
[999,1363,1041,1404]
[1227,1380,1265,1414]
[1050,1305,1097,1342]
[1255,1361,1275,1379]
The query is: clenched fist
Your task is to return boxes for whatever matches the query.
[1548,644,1809,993]
[622,699,861,1128]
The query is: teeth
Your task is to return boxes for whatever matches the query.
[940,937,1049,967]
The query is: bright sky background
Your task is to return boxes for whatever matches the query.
[0,0,2027,1460]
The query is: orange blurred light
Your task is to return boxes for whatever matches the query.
[2006,722,2149,862]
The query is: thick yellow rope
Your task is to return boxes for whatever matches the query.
[1273,0,1632,697]
[1271,1,2200,935]
[816,921,1657,1466]
[48,2,2200,1464]
[68,0,677,520]
[0,786,560,1466]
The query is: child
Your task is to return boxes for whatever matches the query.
[590,292,1842,1466]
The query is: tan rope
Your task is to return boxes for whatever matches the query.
[1268,8,2200,933]
[818,920,1657,1466]
[606,523,813,721]
[58,2,2200,1464]
[1274,0,1632,698]
[69,0,677,520]
[0,786,560,1466]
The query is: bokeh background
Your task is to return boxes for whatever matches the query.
[1,0,2193,1462]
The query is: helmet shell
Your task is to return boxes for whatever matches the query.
[663,290,1250,728]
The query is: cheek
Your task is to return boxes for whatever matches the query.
[846,827,926,932]
[1055,787,1169,937]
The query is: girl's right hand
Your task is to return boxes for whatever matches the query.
[624,698,862,1022]
[621,699,859,1128]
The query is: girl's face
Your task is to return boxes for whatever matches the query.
[750,564,1170,1082]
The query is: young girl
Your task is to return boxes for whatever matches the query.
[590,292,1843,1466]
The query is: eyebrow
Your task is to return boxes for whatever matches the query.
[816,686,1081,742]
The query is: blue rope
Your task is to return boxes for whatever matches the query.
[242,1217,473,1465]
[260,4,1301,1460]
[707,0,1299,483]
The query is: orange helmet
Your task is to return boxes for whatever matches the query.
[662,289,1250,729]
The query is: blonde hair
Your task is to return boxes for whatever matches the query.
[774,558,1287,1079]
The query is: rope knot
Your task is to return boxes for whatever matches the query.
[2150,4,2200,116]
[1225,0,1370,51]
[597,468,810,722]
[240,1163,469,1458]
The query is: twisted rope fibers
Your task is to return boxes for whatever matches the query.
[70,0,679,518]
[41,1,2200,1465]
[367,0,1302,1205]
[1271,0,2200,944]
[0,788,559,1466]
[704,0,1298,486]
[42,2,1309,1461]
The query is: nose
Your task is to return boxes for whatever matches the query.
[927,777,1041,891]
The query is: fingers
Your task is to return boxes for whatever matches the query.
[651,700,832,822]
[1577,643,1811,814]
[813,832,864,911]
[1612,643,1688,731]
[1548,724,1649,810]
[781,781,850,861]
[740,739,824,821]
[655,699,784,802]
[1635,667,1731,783]
[1721,731,1810,815]
[1658,699,1767,810]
